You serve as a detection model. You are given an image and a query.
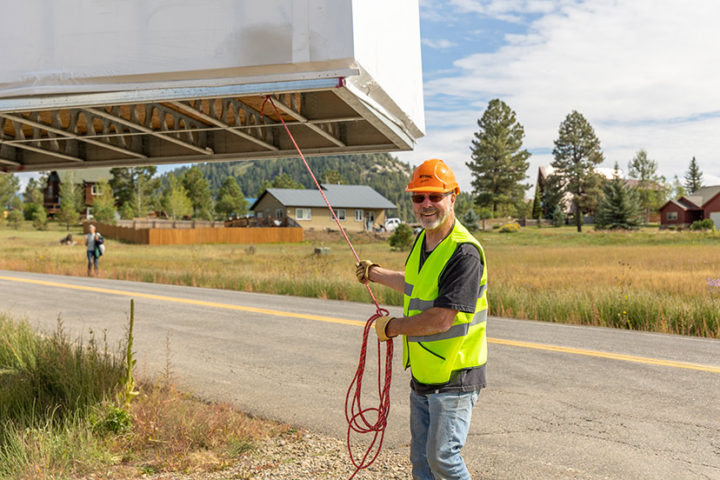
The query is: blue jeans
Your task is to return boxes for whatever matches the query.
[86,250,98,272]
[410,389,479,480]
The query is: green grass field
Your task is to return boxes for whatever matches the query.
[1,220,719,337]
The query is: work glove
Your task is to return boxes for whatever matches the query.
[374,315,394,342]
[355,260,379,284]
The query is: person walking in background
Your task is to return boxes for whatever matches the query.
[355,158,488,480]
[84,224,102,276]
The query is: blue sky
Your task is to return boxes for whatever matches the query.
[397,0,720,194]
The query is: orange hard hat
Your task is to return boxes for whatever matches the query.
[406,159,460,194]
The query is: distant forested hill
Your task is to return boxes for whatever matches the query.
[167,153,415,221]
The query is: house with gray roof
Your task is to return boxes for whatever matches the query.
[250,184,396,232]
[659,185,720,229]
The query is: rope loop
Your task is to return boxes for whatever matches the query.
[261,96,394,479]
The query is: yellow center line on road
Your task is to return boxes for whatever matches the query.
[489,338,720,374]
[0,275,364,327]
[3,275,720,374]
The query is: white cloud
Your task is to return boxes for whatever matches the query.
[422,38,458,49]
[450,0,570,20]
[418,0,720,192]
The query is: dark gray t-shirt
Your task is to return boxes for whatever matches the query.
[409,234,487,394]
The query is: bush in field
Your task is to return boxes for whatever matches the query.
[389,223,414,250]
[461,208,480,231]
[32,206,48,230]
[551,205,565,227]
[498,222,520,233]
[690,219,714,231]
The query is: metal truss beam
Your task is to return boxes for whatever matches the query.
[268,95,346,148]
[169,100,278,151]
[0,157,21,167]
[6,141,84,163]
[0,113,146,160]
[0,115,84,163]
[84,106,214,156]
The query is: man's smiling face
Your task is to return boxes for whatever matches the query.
[412,191,455,232]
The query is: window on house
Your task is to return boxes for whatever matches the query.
[91,184,102,196]
[355,209,363,221]
[332,209,346,221]
[275,209,284,219]
[296,208,312,220]
[666,211,678,221]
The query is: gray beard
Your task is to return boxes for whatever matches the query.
[416,208,448,231]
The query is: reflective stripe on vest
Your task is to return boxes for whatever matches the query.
[402,220,488,385]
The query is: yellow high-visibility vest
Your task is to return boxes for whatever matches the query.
[403,221,488,385]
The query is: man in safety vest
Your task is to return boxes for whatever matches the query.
[356,158,487,480]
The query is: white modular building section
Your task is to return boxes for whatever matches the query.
[0,0,424,172]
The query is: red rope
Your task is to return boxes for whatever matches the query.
[261,95,393,479]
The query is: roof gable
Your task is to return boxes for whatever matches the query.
[693,185,720,207]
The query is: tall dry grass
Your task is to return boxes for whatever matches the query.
[0,307,292,479]
[1,222,719,337]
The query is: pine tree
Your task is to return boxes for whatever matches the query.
[58,172,81,230]
[7,196,23,229]
[321,169,347,185]
[110,167,159,218]
[552,110,605,232]
[541,173,566,220]
[531,185,542,221]
[467,99,531,216]
[182,165,214,219]
[23,177,45,221]
[684,157,703,194]
[32,205,48,230]
[595,164,642,230]
[215,176,248,219]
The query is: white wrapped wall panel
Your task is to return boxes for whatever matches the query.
[0,0,424,171]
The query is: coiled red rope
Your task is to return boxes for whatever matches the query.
[261,94,393,479]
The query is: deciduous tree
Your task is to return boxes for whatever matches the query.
[0,173,19,211]
[467,99,531,216]
[162,175,193,220]
[91,180,117,224]
[627,150,667,224]
[58,172,81,230]
[551,110,604,232]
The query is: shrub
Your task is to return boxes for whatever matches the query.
[389,223,414,250]
[32,207,48,230]
[551,205,565,227]
[498,222,520,233]
[690,219,715,231]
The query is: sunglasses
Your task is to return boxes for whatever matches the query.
[411,191,453,204]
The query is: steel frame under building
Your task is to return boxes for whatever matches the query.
[0,76,415,173]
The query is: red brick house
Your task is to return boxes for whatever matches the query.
[659,185,720,229]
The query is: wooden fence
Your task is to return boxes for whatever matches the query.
[86,221,303,245]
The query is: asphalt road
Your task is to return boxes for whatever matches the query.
[1,269,719,479]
